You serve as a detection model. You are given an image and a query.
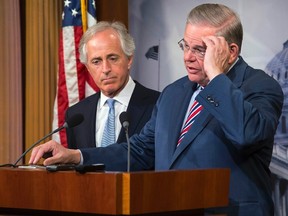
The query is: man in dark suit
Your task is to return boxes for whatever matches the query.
[30,4,283,216]
[65,21,160,149]
[66,80,159,149]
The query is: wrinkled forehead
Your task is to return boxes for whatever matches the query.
[184,23,216,45]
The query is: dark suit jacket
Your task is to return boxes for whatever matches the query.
[80,57,283,216]
[66,81,160,149]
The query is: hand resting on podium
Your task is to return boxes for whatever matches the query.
[29,140,81,166]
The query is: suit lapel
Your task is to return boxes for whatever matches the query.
[84,93,100,147]
[170,110,212,167]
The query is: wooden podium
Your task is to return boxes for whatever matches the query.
[0,167,230,215]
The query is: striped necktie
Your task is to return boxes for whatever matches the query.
[177,99,203,146]
[101,99,116,147]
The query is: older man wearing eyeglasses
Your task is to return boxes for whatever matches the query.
[30,3,283,216]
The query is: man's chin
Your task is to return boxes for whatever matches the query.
[103,86,120,97]
[187,75,208,85]
[188,74,201,82]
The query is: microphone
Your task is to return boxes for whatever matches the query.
[120,112,129,129]
[13,113,84,166]
[119,112,131,172]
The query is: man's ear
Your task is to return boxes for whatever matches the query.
[228,43,239,63]
[128,55,134,70]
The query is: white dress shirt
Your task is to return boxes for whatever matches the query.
[95,76,135,147]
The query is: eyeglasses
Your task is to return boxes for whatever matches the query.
[178,38,206,59]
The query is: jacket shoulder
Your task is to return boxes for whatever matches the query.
[134,81,161,100]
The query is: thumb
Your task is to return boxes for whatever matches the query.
[43,156,60,166]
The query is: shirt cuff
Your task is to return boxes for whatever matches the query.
[77,149,84,165]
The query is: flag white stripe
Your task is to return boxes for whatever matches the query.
[87,13,96,27]
[52,96,60,143]
[62,27,79,107]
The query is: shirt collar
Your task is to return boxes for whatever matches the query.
[227,57,239,74]
[99,76,135,108]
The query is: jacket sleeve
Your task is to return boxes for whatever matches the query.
[197,73,283,151]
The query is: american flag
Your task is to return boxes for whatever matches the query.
[52,0,99,147]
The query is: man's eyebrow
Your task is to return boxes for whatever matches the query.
[106,53,120,59]
[107,53,118,56]
[106,53,114,57]
[91,56,102,60]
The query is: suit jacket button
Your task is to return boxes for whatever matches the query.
[207,95,213,102]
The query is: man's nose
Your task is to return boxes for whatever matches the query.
[184,50,197,61]
[102,60,112,73]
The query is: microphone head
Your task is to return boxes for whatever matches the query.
[64,113,84,128]
[119,112,129,129]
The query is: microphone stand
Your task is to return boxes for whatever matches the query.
[119,111,130,172]
[125,127,130,172]
[13,126,64,166]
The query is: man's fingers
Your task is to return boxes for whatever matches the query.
[28,141,80,166]
[29,141,55,164]
[29,145,40,164]
[43,156,60,166]
[29,146,43,164]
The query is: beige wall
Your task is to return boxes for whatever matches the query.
[0,0,23,164]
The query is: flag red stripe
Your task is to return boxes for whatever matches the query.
[74,27,86,101]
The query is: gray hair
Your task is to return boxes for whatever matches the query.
[79,21,135,64]
[186,4,243,53]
